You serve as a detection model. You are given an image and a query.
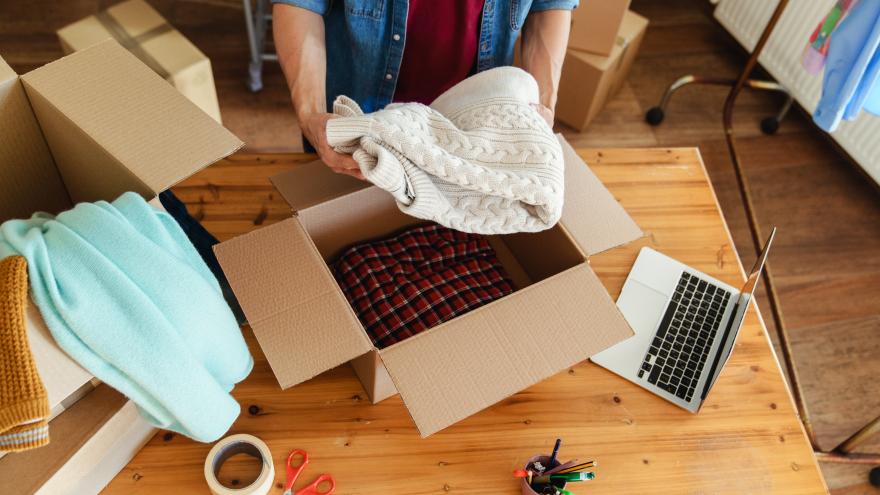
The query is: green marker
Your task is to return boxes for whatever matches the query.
[532,471,596,484]
[554,471,595,482]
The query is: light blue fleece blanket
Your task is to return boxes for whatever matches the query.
[0,192,253,442]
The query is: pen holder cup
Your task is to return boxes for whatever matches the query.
[520,454,566,495]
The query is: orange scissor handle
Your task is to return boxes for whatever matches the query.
[284,449,310,492]
[297,473,336,495]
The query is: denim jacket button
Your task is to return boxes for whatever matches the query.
[385,73,393,80]
[393,34,401,41]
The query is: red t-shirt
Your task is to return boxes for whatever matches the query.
[392,0,485,105]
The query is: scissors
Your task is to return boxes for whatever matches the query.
[282,449,336,495]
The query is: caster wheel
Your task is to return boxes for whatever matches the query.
[247,76,263,93]
[869,466,880,487]
[760,116,780,134]
[645,107,665,126]
[247,63,264,93]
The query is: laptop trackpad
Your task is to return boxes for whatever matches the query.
[591,279,670,371]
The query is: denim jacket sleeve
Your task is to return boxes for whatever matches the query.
[271,0,330,16]
[530,0,579,12]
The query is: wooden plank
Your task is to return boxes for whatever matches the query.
[789,316,880,453]
[103,148,828,494]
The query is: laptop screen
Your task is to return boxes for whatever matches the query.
[700,227,776,400]
[738,227,776,301]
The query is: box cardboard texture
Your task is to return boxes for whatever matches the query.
[216,137,643,438]
[0,39,241,488]
[0,385,155,495]
[556,10,648,132]
[57,0,223,123]
[568,0,631,56]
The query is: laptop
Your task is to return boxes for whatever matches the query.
[591,228,776,412]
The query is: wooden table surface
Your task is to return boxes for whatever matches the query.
[104,148,828,494]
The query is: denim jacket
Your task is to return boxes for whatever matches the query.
[272,0,579,113]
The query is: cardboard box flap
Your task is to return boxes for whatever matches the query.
[0,56,14,83]
[276,140,640,257]
[557,136,642,256]
[19,40,242,203]
[0,56,72,221]
[271,160,371,213]
[379,264,634,437]
[214,217,373,389]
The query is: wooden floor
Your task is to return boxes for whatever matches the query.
[1,0,878,492]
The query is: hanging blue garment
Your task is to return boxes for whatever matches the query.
[813,0,880,132]
[864,63,880,115]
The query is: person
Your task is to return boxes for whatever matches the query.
[272,0,576,179]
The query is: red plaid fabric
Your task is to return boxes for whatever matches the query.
[332,224,514,349]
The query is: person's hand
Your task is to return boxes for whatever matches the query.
[300,112,365,180]
[531,103,554,128]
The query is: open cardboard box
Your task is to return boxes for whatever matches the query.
[0,39,242,488]
[216,137,643,437]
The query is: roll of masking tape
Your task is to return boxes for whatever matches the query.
[204,434,275,495]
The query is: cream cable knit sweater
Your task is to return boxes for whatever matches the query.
[325,67,564,234]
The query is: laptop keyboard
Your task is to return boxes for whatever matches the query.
[638,272,731,402]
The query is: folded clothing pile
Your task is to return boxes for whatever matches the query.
[327,66,565,235]
[332,224,514,349]
[0,192,253,443]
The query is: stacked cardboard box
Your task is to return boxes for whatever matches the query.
[556,8,649,131]
[569,0,632,56]
[0,40,242,493]
[57,0,223,123]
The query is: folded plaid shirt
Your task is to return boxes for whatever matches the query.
[332,224,514,349]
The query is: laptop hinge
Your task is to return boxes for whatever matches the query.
[700,300,740,400]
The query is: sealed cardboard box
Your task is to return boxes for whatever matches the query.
[215,137,643,438]
[569,0,632,56]
[556,10,648,132]
[57,0,222,123]
[0,39,242,489]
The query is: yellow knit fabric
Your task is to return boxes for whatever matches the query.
[0,256,50,452]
